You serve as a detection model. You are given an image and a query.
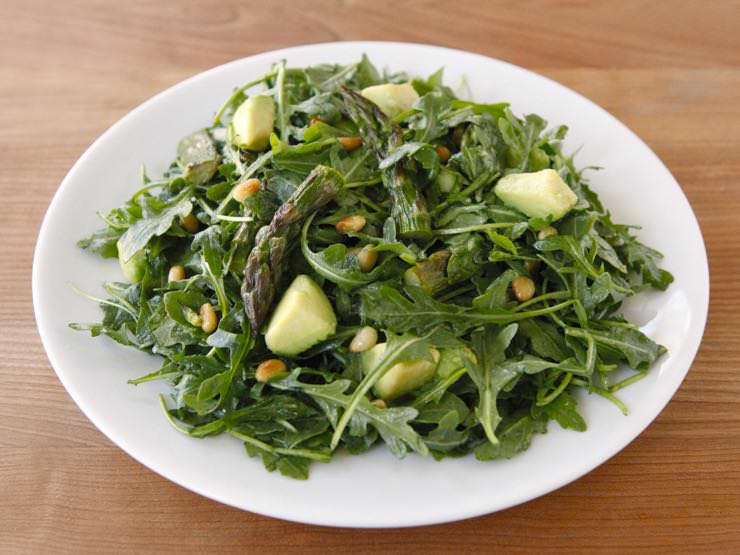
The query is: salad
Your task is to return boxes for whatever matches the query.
[73,56,673,480]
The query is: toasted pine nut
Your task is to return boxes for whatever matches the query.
[537,226,558,240]
[357,245,378,272]
[371,399,387,409]
[350,326,378,353]
[199,303,218,334]
[436,145,451,163]
[338,136,363,152]
[168,265,186,282]
[309,115,325,126]
[256,359,287,383]
[232,178,261,202]
[512,276,536,302]
[181,213,200,234]
[336,215,366,234]
[525,259,541,274]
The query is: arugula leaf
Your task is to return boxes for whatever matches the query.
[465,324,519,444]
[474,413,548,460]
[566,326,665,370]
[541,391,587,431]
[77,227,122,258]
[424,410,469,454]
[118,196,193,262]
[360,283,573,336]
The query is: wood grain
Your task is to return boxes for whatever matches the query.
[2,0,739,552]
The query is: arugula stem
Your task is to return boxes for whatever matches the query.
[215,214,255,223]
[275,62,288,140]
[609,371,647,393]
[213,72,276,126]
[96,211,128,230]
[437,284,476,302]
[432,222,516,235]
[536,372,573,406]
[345,177,382,189]
[69,283,137,319]
[413,368,468,408]
[513,291,570,312]
[590,386,629,415]
[131,180,169,201]
[229,430,332,462]
[479,300,574,324]
[355,193,384,213]
[343,150,372,181]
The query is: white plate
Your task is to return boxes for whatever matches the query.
[33,42,709,527]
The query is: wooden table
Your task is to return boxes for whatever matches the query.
[3,1,738,552]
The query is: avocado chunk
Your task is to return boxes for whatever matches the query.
[264,275,337,356]
[116,239,146,284]
[177,130,219,186]
[494,169,578,221]
[361,342,440,400]
[229,94,275,152]
[360,83,419,117]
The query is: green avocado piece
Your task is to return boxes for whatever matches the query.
[229,94,275,152]
[360,83,419,117]
[176,129,219,186]
[264,275,337,356]
[361,342,440,401]
[116,238,146,284]
[494,169,578,221]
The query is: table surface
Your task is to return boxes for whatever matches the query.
[3,1,739,552]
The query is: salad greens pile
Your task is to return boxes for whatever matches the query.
[73,56,672,479]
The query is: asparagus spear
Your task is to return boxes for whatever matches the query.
[242,165,344,332]
[339,87,432,240]
[403,250,451,295]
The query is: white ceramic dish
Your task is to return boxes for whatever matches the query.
[33,42,709,528]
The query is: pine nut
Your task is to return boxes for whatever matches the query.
[537,226,558,240]
[511,276,536,302]
[168,265,186,282]
[436,145,451,162]
[357,245,378,272]
[370,399,387,409]
[199,303,218,334]
[181,213,200,234]
[335,215,366,233]
[255,359,287,383]
[338,136,363,152]
[349,326,378,353]
[232,178,261,202]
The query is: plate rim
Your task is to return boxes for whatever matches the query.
[32,40,710,527]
